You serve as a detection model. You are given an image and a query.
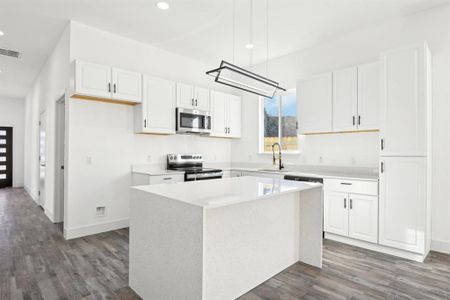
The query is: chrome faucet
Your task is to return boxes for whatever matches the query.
[272,143,284,170]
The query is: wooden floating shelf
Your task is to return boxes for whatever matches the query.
[71,94,141,106]
[302,129,379,135]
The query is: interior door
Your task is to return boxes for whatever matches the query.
[332,67,358,132]
[143,75,176,134]
[297,73,333,134]
[75,61,112,98]
[0,127,13,188]
[194,86,210,111]
[348,194,378,243]
[227,95,241,138]
[357,62,380,130]
[379,156,426,253]
[111,68,142,102]
[380,44,427,156]
[210,91,228,137]
[39,112,46,207]
[324,191,349,236]
[176,82,195,109]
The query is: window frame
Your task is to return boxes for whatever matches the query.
[258,88,299,154]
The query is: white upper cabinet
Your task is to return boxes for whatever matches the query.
[210,91,227,137]
[73,60,142,104]
[297,73,333,134]
[176,83,210,111]
[332,67,358,132]
[111,68,142,102]
[380,43,429,156]
[210,91,241,138]
[135,75,176,134]
[357,62,380,131]
[227,94,242,138]
[195,86,211,111]
[75,61,112,99]
[348,194,378,243]
[324,191,349,236]
[379,156,426,254]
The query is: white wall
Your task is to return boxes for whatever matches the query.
[0,97,25,187]
[24,25,70,219]
[64,22,232,238]
[232,4,450,251]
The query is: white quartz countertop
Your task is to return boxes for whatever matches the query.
[132,176,321,209]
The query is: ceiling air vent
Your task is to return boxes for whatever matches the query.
[0,48,21,58]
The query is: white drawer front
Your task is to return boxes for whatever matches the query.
[149,174,184,185]
[324,179,378,196]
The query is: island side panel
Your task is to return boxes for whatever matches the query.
[299,187,323,268]
[129,189,204,300]
[203,193,300,300]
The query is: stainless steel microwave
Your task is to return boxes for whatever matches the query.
[176,107,211,134]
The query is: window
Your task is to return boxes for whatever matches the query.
[260,89,298,153]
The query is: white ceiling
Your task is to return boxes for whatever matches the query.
[1,0,449,99]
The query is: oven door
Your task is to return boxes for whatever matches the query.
[176,108,211,134]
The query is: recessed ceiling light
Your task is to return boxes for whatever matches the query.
[245,43,254,49]
[156,1,169,10]
[0,31,4,36]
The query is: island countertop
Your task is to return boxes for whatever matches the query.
[132,176,321,209]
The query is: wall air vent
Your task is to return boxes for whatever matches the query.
[0,48,21,58]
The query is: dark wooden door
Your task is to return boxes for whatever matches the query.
[0,127,13,188]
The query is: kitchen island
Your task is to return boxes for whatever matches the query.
[129,176,323,300]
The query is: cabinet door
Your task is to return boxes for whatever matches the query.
[227,95,242,138]
[297,73,332,134]
[142,76,176,134]
[332,67,358,132]
[176,82,195,109]
[357,62,379,131]
[75,61,111,98]
[111,68,142,103]
[194,86,210,111]
[210,91,228,137]
[380,44,428,156]
[324,191,349,236]
[348,194,378,243]
[379,157,426,253]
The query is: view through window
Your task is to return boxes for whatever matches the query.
[261,90,298,152]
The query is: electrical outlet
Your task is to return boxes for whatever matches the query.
[95,206,106,217]
[319,156,323,164]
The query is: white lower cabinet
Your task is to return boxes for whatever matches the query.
[324,191,349,236]
[348,194,378,243]
[324,179,379,244]
[379,156,426,253]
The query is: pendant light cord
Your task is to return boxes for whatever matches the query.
[232,0,236,64]
[249,0,254,67]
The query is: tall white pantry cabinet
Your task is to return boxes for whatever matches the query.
[379,42,432,260]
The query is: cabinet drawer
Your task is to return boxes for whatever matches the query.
[324,179,378,196]
[149,174,184,185]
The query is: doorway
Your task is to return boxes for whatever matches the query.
[0,127,13,188]
[54,97,65,223]
[39,112,46,207]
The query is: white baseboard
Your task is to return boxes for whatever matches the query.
[64,218,129,240]
[431,239,450,255]
[24,186,39,204]
[45,209,55,223]
[325,233,427,263]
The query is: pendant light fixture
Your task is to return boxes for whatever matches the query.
[206,0,285,98]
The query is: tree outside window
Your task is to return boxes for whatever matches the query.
[260,90,298,153]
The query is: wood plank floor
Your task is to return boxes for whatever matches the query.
[1,188,450,299]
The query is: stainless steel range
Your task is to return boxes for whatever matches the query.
[167,154,223,181]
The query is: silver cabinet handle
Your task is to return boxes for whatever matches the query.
[163,177,172,180]
[113,83,117,93]
[195,99,198,106]
[340,182,352,185]
[344,198,347,209]
[108,83,111,92]
[350,199,353,210]
[358,115,361,125]
[192,99,194,106]
[352,116,355,126]
[144,119,147,128]
[381,138,384,151]
[381,161,385,173]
